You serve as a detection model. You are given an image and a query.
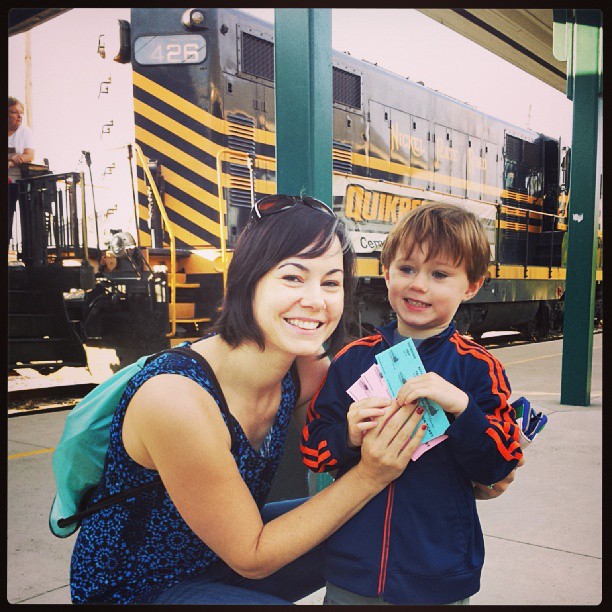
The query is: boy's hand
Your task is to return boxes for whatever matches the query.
[395,372,469,416]
[473,456,526,500]
[347,397,391,448]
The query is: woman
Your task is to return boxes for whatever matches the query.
[8,96,35,245]
[69,195,428,604]
[8,96,34,172]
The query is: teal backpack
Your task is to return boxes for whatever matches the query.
[49,344,235,538]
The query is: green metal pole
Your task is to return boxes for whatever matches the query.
[274,9,333,207]
[273,10,334,497]
[557,10,602,406]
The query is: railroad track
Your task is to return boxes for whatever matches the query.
[7,382,97,417]
[478,327,601,350]
[7,328,601,417]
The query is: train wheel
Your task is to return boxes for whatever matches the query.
[517,321,539,341]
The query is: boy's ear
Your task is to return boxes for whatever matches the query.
[383,266,390,286]
[463,276,485,302]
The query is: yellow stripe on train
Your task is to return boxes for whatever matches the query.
[133,71,275,147]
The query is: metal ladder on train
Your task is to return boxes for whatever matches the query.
[135,145,265,344]
[134,145,211,343]
[8,171,93,372]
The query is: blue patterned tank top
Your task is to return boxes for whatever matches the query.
[70,344,298,604]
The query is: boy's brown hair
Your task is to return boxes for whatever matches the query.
[380,202,491,282]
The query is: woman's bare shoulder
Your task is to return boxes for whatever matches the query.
[123,372,230,465]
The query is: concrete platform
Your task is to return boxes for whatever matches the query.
[7,334,602,604]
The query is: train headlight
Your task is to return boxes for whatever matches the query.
[109,232,136,259]
[181,9,206,30]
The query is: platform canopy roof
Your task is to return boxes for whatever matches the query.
[9,8,567,93]
[8,9,69,37]
[417,9,567,93]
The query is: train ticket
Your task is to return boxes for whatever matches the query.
[410,433,449,460]
[375,338,450,444]
[346,364,391,402]
[361,363,391,398]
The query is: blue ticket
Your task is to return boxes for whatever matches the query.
[375,338,450,443]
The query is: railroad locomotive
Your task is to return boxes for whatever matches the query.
[8,7,603,372]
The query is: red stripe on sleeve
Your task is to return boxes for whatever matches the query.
[451,333,521,458]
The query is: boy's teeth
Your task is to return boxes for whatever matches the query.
[405,298,427,306]
[287,319,320,330]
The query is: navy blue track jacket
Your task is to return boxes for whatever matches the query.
[300,321,522,605]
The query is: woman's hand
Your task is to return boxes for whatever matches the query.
[347,397,391,448]
[356,400,427,487]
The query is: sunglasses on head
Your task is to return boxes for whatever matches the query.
[250,194,336,221]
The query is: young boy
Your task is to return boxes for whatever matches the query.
[301,202,523,605]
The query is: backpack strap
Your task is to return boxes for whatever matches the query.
[58,346,296,530]
[57,345,236,529]
[57,479,162,528]
[169,345,238,449]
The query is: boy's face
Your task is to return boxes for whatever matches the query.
[384,244,484,338]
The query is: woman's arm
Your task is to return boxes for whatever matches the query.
[10,148,35,165]
[124,374,425,579]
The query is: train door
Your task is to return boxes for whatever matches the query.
[450,129,468,198]
[410,115,430,190]
[541,138,560,231]
[433,124,451,194]
[224,27,275,246]
[368,100,391,179]
[467,136,483,200]
[389,108,411,186]
[483,141,500,204]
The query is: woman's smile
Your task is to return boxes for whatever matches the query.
[284,317,324,331]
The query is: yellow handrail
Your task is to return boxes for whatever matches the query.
[215,148,275,291]
[133,143,177,338]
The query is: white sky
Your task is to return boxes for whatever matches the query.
[8,8,574,237]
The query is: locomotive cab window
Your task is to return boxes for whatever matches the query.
[504,134,542,195]
[134,34,206,65]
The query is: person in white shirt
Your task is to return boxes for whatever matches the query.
[8,96,35,245]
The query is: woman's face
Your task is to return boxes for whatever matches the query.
[252,236,345,357]
[8,104,24,132]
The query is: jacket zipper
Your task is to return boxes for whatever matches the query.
[377,482,395,595]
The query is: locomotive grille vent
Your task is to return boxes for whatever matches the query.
[228,163,251,178]
[333,67,361,109]
[333,141,353,174]
[242,32,274,82]
[228,187,253,208]
[227,113,256,155]
[226,115,255,208]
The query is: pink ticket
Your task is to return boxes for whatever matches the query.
[346,364,391,402]
[411,434,448,460]
[360,364,391,398]
[346,378,370,402]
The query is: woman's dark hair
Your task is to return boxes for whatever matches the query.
[212,202,356,357]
